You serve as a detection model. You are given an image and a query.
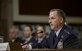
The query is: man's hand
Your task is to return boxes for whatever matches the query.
[22,44,32,50]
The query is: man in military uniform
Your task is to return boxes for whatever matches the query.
[47,9,79,49]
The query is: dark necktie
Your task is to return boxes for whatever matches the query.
[53,32,57,45]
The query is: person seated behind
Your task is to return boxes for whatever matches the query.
[22,25,37,50]
[35,25,47,49]
[8,25,23,43]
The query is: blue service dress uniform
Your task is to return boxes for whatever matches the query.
[47,24,79,49]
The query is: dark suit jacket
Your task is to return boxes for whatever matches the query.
[10,37,37,49]
[37,37,47,48]
[23,37,37,49]
[9,37,24,43]
[47,24,79,49]
[9,37,24,50]
[14,37,25,43]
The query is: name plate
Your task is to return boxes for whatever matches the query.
[0,43,10,51]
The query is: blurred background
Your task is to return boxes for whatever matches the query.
[0,0,82,48]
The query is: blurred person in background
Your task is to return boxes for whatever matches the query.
[47,9,79,49]
[22,25,37,50]
[35,25,47,48]
[8,25,23,43]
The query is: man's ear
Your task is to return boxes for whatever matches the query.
[60,17,63,23]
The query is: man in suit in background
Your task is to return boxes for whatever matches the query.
[35,25,47,48]
[8,25,23,43]
[22,25,37,50]
[47,9,79,49]
[8,25,24,50]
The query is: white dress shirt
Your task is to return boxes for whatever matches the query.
[24,36,32,49]
[55,27,62,37]
[24,36,32,44]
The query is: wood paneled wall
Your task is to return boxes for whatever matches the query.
[0,0,13,42]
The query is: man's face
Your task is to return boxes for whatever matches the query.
[36,26,44,38]
[9,26,18,39]
[24,27,32,38]
[48,11,63,30]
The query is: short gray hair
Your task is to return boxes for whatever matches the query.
[50,9,66,22]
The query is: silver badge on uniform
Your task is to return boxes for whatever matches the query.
[57,35,63,49]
